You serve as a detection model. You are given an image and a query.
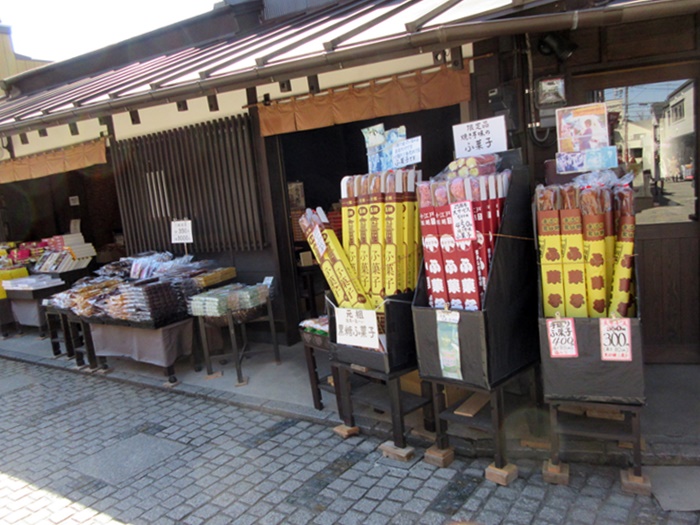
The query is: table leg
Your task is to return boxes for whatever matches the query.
[267,299,280,364]
[433,382,450,450]
[421,380,436,433]
[304,344,323,410]
[227,315,245,385]
[198,317,214,376]
[165,365,177,383]
[81,321,99,370]
[491,387,507,470]
[60,314,76,358]
[388,377,406,449]
[45,311,61,356]
[337,367,355,427]
[549,404,561,466]
[331,364,344,420]
[631,409,642,477]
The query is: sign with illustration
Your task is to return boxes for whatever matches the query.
[555,103,617,174]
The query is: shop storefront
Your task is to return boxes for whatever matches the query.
[0,0,698,488]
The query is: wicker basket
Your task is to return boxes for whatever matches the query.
[229,303,267,324]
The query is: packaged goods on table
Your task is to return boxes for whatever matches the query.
[299,315,329,336]
[49,277,121,317]
[227,284,269,311]
[189,284,244,317]
[0,267,29,299]
[534,171,636,318]
[192,267,237,288]
[417,155,512,310]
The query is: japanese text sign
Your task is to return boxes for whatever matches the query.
[599,318,632,361]
[453,116,507,158]
[171,220,193,244]
[392,136,422,168]
[546,317,578,358]
[336,307,380,350]
[450,201,476,241]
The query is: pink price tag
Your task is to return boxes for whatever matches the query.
[546,318,578,358]
[599,318,632,361]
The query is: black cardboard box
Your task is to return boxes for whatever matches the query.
[329,291,416,374]
[412,166,540,390]
[538,316,644,405]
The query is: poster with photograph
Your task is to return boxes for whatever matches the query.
[556,103,609,153]
[556,146,618,174]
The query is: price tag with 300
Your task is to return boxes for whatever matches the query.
[546,317,578,358]
[599,317,632,361]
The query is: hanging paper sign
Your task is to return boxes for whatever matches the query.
[392,136,422,168]
[451,201,476,241]
[546,317,578,358]
[171,220,193,244]
[436,310,462,379]
[599,317,632,361]
[312,225,327,257]
[453,115,508,158]
[336,307,380,350]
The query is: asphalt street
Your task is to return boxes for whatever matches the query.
[0,357,697,525]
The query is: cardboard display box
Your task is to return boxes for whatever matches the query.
[537,316,644,405]
[412,167,540,390]
[329,291,416,374]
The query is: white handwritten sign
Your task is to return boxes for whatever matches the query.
[546,318,578,358]
[451,201,476,241]
[392,136,422,168]
[312,225,327,257]
[336,307,380,350]
[600,318,632,361]
[171,220,193,244]
[453,115,508,158]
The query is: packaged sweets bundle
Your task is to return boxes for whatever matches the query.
[51,277,121,316]
[189,284,244,317]
[227,284,269,311]
[339,168,420,309]
[535,170,635,318]
[299,210,371,309]
[192,267,237,288]
[113,280,182,324]
[418,155,511,310]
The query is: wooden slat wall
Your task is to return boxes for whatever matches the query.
[637,222,700,363]
[111,115,265,254]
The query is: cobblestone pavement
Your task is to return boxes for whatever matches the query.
[0,358,697,525]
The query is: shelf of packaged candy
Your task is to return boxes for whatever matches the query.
[411,158,540,390]
[408,154,542,481]
[534,170,647,491]
[189,281,278,383]
[534,171,644,405]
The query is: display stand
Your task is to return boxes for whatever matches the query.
[198,296,280,386]
[327,292,435,460]
[299,329,340,410]
[332,360,434,460]
[6,284,68,337]
[411,167,542,484]
[537,315,648,493]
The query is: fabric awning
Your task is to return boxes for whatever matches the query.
[0,137,106,184]
[257,64,471,136]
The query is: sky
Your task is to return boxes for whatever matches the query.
[1,0,220,62]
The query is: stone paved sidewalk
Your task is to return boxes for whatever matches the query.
[0,358,697,525]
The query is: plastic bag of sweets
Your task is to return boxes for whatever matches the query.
[536,184,566,317]
[579,185,608,317]
[446,176,481,310]
[417,181,448,308]
[609,182,635,317]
